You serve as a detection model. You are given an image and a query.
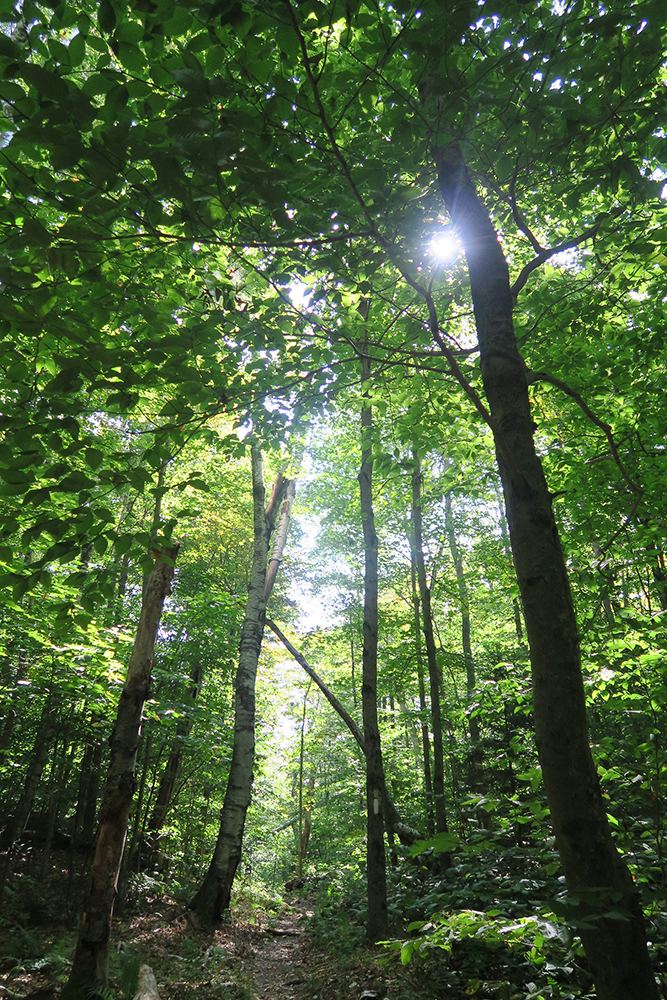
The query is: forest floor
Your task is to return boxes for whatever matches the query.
[0,845,443,1000]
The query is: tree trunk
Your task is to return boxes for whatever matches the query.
[496,490,525,643]
[296,684,311,880]
[444,492,479,743]
[410,454,449,865]
[436,143,658,1000]
[145,661,203,859]
[298,773,314,875]
[64,545,178,997]
[410,560,435,836]
[81,736,104,847]
[1,694,60,850]
[188,448,295,927]
[359,351,388,942]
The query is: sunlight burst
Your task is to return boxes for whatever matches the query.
[430,230,460,263]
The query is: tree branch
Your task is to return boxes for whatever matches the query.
[525,368,642,494]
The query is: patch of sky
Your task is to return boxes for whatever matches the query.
[290,281,314,310]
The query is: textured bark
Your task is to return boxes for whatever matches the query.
[64,546,178,997]
[359,352,388,942]
[410,455,449,862]
[266,619,419,846]
[437,143,658,1000]
[410,560,435,836]
[188,449,294,927]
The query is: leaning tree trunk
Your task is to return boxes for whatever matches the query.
[64,546,179,997]
[188,448,295,927]
[266,619,420,846]
[358,350,389,942]
[436,144,658,1000]
[410,454,449,865]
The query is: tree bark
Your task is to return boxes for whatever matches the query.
[64,545,178,996]
[188,448,295,927]
[410,454,449,865]
[409,560,435,836]
[436,143,658,1000]
[359,351,388,942]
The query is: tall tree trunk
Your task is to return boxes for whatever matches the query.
[64,545,178,997]
[410,561,435,836]
[297,773,315,877]
[495,490,525,643]
[410,454,449,864]
[436,144,658,1000]
[81,736,104,847]
[295,683,311,879]
[1,694,60,850]
[444,493,479,745]
[349,608,358,709]
[40,731,74,881]
[358,350,388,942]
[188,448,295,927]
[145,662,203,858]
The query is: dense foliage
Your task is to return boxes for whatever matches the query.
[0,0,666,997]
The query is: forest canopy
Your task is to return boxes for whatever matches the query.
[0,1,666,999]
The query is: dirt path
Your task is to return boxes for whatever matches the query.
[247,901,313,1000]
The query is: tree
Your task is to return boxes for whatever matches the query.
[65,545,178,996]
[436,142,658,1000]
[358,351,389,941]
[188,445,297,927]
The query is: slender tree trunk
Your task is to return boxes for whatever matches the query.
[496,491,525,643]
[296,684,311,879]
[64,546,178,996]
[410,454,449,864]
[115,726,154,916]
[188,449,295,927]
[359,351,388,942]
[66,730,96,906]
[437,144,658,1000]
[349,608,358,709]
[298,773,315,876]
[444,493,479,743]
[1,694,60,850]
[81,737,104,847]
[40,733,74,881]
[410,561,435,836]
[145,662,203,859]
